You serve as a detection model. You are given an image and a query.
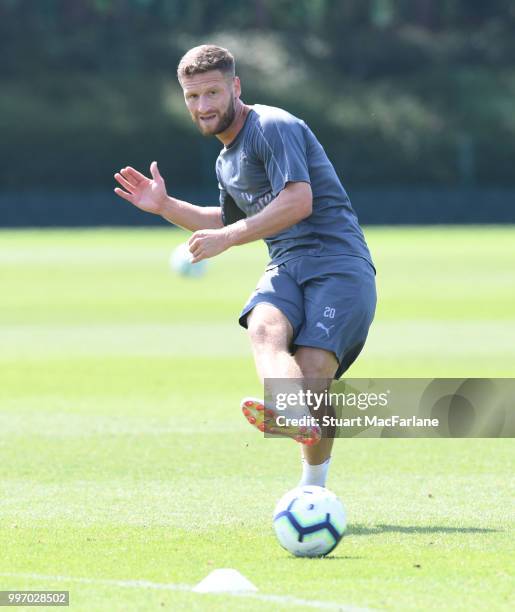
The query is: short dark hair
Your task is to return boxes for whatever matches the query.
[177,44,235,82]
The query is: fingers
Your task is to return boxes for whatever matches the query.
[188,231,205,247]
[189,241,201,258]
[190,240,205,263]
[188,233,204,259]
[114,172,137,193]
[123,166,147,183]
[113,187,135,204]
[150,161,163,182]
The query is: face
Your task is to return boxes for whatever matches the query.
[181,70,239,136]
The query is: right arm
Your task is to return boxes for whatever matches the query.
[114,161,223,232]
[159,197,223,231]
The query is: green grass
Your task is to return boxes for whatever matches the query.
[0,227,514,611]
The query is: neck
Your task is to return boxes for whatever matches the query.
[216,100,250,146]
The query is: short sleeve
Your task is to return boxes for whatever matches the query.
[254,117,311,197]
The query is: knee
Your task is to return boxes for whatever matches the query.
[247,306,292,349]
[248,318,283,347]
[295,348,337,380]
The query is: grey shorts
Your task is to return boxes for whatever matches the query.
[239,255,377,379]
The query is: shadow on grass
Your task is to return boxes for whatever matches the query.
[286,555,364,561]
[347,524,500,536]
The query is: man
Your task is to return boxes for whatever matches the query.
[114,45,376,488]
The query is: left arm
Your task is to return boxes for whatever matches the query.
[188,181,312,262]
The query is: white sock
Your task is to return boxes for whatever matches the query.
[298,457,331,488]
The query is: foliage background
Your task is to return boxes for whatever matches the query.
[1,0,514,222]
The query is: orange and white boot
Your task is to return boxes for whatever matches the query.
[240,397,321,446]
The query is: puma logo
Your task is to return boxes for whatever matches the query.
[316,321,334,337]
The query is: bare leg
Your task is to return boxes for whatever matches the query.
[246,303,303,381]
[246,303,338,454]
[246,304,313,422]
[295,347,338,466]
[245,305,338,485]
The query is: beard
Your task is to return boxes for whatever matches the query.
[195,96,236,136]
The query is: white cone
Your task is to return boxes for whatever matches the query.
[192,568,258,593]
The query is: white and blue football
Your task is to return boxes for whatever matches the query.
[273,486,347,557]
[169,242,207,278]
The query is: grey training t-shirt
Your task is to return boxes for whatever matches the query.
[216,104,373,270]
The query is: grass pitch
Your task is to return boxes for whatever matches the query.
[0,226,514,611]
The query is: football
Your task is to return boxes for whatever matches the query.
[169,242,208,278]
[273,485,346,557]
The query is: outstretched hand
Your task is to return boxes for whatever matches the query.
[114,161,168,215]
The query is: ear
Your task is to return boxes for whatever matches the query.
[233,76,241,99]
